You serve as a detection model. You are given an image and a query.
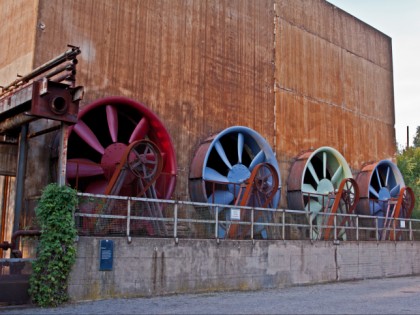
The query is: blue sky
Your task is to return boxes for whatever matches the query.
[327,0,420,149]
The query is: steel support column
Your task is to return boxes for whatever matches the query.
[12,124,28,240]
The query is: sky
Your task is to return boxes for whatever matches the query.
[326,0,420,149]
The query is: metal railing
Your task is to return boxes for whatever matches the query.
[75,192,420,242]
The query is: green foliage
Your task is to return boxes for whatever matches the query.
[29,183,78,307]
[397,147,420,218]
[414,126,420,148]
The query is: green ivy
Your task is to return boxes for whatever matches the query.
[29,183,78,307]
[397,147,420,219]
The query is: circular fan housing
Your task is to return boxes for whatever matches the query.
[355,160,405,219]
[66,96,176,199]
[189,126,281,238]
[287,146,353,213]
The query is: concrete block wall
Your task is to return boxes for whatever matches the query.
[68,237,420,302]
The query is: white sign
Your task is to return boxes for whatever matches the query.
[230,208,241,220]
[400,220,406,228]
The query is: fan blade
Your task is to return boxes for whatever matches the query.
[207,190,234,205]
[323,152,327,179]
[331,165,343,185]
[385,166,390,187]
[302,183,317,194]
[390,184,401,197]
[249,150,265,171]
[375,168,382,189]
[307,161,320,184]
[237,133,244,164]
[203,167,229,183]
[73,121,105,154]
[214,141,232,170]
[369,185,379,198]
[129,117,149,143]
[67,158,104,178]
[305,200,323,219]
[106,105,118,143]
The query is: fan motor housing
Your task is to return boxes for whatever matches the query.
[0,79,82,126]
[31,80,81,123]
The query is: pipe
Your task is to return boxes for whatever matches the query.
[51,71,76,84]
[12,124,28,240]
[58,123,70,186]
[0,114,36,134]
[2,46,80,93]
[0,229,41,258]
[45,62,75,80]
[0,176,9,257]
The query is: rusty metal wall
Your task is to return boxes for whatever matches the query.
[0,0,38,253]
[274,0,395,205]
[0,0,38,195]
[0,0,395,210]
[0,0,38,84]
[31,0,276,200]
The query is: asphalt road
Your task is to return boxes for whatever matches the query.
[2,276,420,314]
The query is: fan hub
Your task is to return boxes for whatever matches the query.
[378,187,391,201]
[227,164,251,184]
[227,164,251,196]
[101,142,128,180]
[317,179,334,206]
[317,178,334,195]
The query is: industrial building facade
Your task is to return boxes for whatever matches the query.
[0,1,399,298]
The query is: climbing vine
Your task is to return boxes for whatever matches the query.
[29,183,78,307]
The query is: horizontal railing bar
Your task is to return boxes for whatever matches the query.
[72,192,420,241]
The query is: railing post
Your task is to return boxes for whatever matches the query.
[333,214,337,241]
[409,220,413,241]
[251,208,254,240]
[282,210,285,241]
[126,198,131,242]
[309,212,313,241]
[173,202,178,239]
[375,217,379,241]
[215,206,219,239]
[356,215,359,241]
[393,219,397,242]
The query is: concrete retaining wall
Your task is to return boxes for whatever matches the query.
[68,237,420,301]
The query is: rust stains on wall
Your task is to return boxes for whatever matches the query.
[0,0,396,208]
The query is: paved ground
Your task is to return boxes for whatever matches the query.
[2,276,420,314]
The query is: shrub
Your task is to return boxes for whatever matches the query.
[29,183,78,307]
[397,147,420,219]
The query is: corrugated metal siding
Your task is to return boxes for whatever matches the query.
[274,0,395,205]
[0,0,37,84]
[275,0,393,70]
[0,0,38,229]
[33,0,275,197]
